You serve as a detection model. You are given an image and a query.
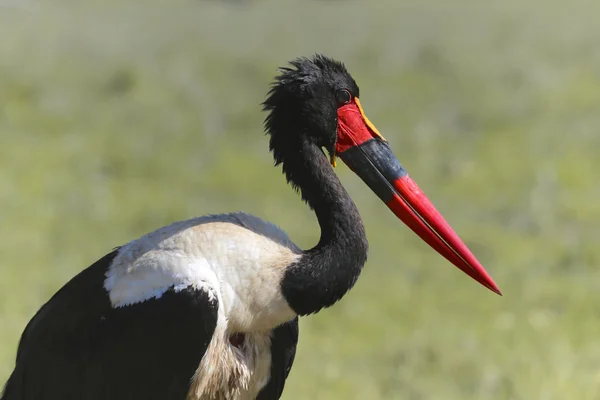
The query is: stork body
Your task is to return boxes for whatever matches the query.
[2,55,500,400]
[3,213,304,399]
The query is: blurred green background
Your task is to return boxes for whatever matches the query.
[1,0,600,398]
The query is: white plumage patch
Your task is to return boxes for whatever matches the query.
[104,217,300,332]
[103,217,300,399]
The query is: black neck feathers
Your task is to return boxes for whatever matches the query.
[262,55,369,316]
[264,116,368,316]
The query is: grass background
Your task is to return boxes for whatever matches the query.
[1,0,600,398]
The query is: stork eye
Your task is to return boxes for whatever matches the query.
[335,89,352,106]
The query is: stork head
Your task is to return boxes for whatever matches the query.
[263,54,501,295]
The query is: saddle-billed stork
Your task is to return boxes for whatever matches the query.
[1,54,500,400]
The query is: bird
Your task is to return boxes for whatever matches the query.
[1,54,501,400]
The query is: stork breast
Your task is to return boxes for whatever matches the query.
[104,216,300,332]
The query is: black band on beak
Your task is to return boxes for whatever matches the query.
[338,138,408,203]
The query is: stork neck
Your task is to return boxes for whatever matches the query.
[279,137,368,316]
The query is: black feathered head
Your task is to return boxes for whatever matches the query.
[262,54,363,167]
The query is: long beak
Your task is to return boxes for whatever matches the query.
[335,98,501,295]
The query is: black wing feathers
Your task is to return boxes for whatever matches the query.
[1,251,218,400]
[257,318,299,400]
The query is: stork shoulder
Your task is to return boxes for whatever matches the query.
[104,212,301,332]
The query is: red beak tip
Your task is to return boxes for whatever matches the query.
[479,272,502,296]
[482,278,502,296]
